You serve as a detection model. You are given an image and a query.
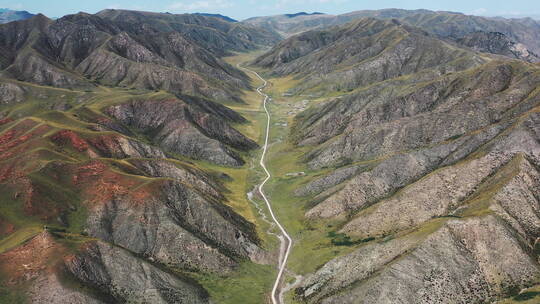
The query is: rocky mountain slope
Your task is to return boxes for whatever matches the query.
[193,13,238,23]
[456,31,540,62]
[2,6,540,304]
[252,16,540,303]
[245,8,540,59]
[0,82,266,302]
[0,9,279,303]
[97,9,280,57]
[254,18,486,95]
[0,10,279,103]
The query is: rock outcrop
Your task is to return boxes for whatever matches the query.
[0,90,263,302]
[457,31,540,63]
[105,97,258,166]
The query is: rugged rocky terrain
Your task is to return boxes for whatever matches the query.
[253,15,540,303]
[2,6,540,304]
[0,10,279,102]
[457,31,540,63]
[97,9,281,57]
[104,96,258,166]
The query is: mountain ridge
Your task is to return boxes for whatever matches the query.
[1,6,540,304]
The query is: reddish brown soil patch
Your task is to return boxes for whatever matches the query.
[0,216,15,237]
[0,129,16,147]
[86,133,124,157]
[0,124,52,159]
[50,130,89,152]
[0,167,64,222]
[70,160,147,207]
[0,163,15,183]
[0,232,64,285]
[0,117,13,126]
[72,160,108,184]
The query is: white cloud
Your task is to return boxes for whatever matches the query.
[272,0,348,10]
[168,0,233,11]
[106,3,147,11]
[0,3,23,10]
[471,8,488,15]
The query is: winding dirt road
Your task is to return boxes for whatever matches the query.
[240,65,293,304]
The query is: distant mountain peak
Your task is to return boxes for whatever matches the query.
[193,13,237,22]
[0,8,35,24]
[285,12,325,18]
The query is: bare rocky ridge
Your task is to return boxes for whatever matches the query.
[83,177,261,273]
[65,240,211,304]
[295,111,540,303]
[0,9,34,24]
[97,9,281,57]
[0,7,271,303]
[0,231,211,303]
[299,214,539,304]
[105,97,258,166]
[0,74,261,303]
[293,61,540,168]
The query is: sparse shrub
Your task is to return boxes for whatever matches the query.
[514,291,540,301]
[328,231,374,246]
[448,133,463,141]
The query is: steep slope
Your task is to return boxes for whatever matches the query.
[243,12,341,37]
[104,96,258,166]
[96,9,281,57]
[0,12,255,102]
[0,232,211,303]
[193,13,238,23]
[293,56,540,304]
[0,9,277,304]
[254,18,486,95]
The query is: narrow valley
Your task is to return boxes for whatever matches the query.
[1,6,540,304]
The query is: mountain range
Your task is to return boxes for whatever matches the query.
[246,8,540,61]
[0,7,539,304]
[251,10,540,304]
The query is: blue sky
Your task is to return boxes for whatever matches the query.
[1,0,539,20]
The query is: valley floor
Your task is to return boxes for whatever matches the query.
[220,51,378,303]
